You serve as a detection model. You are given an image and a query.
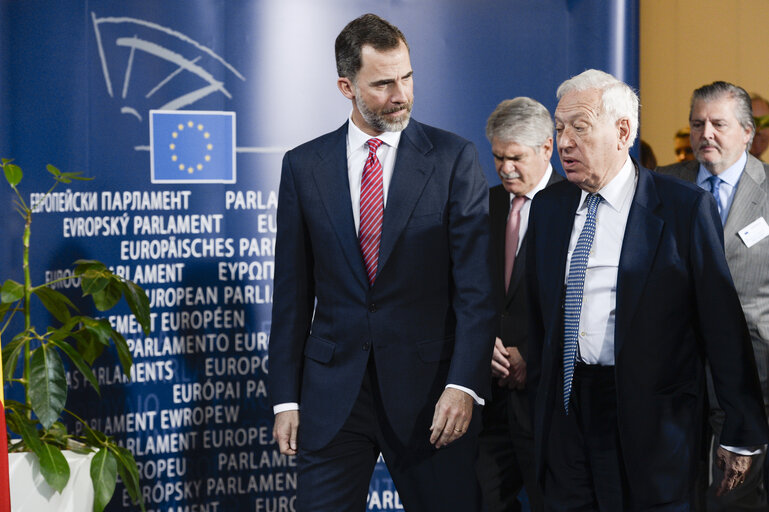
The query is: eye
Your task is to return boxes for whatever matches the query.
[691,121,703,130]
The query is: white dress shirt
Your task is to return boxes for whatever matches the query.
[508,164,553,256]
[274,115,482,414]
[561,156,759,456]
[565,157,636,365]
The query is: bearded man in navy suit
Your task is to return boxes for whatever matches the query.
[525,69,768,511]
[267,13,496,511]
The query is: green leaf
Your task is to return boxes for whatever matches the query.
[2,331,28,381]
[29,344,67,429]
[3,163,22,187]
[75,331,105,366]
[75,261,111,296]
[81,317,113,346]
[33,286,76,323]
[91,280,122,312]
[112,445,144,510]
[7,407,42,452]
[36,443,70,493]
[1,279,24,303]
[110,329,133,378]
[49,338,100,394]
[91,448,118,512]
[46,164,61,176]
[42,421,70,449]
[61,171,92,182]
[120,280,151,335]
[81,422,107,446]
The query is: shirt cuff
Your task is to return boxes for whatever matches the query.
[720,444,764,456]
[446,384,484,406]
[273,402,299,415]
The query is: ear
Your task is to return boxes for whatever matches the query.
[541,136,554,160]
[617,117,632,149]
[337,77,355,100]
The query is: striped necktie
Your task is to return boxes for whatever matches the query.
[359,138,385,285]
[562,193,602,413]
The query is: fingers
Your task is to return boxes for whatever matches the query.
[491,358,510,378]
[715,447,753,496]
[429,388,473,449]
[491,338,510,378]
[273,410,299,455]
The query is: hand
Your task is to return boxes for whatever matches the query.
[490,337,510,378]
[273,410,299,455]
[498,347,526,390]
[429,388,473,449]
[715,446,754,496]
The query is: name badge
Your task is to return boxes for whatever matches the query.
[738,217,769,248]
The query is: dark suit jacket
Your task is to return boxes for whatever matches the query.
[268,119,497,452]
[483,171,563,431]
[658,155,769,409]
[525,162,768,506]
[489,171,564,361]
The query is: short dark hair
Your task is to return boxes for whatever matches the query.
[690,81,754,145]
[335,13,408,81]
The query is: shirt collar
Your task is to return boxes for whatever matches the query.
[578,156,635,212]
[696,151,747,188]
[347,112,403,151]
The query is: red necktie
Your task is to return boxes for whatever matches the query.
[359,138,384,285]
[504,195,527,292]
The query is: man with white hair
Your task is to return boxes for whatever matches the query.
[525,69,768,510]
[478,97,562,512]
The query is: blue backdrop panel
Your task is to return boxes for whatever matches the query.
[0,1,638,511]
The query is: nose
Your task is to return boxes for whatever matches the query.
[558,127,575,150]
[390,80,408,104]
[500,159,515,174]
[701,121,715,140]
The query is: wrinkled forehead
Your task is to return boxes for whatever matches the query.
[555,89,603,121]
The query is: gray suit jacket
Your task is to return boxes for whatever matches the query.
[657,154,769,406]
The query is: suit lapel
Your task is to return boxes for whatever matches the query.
[724,155,767,253]
[544,185,581,329]
[312,122,369,288]
[377,121,436,278]
[615,165,664,358]
[506,171,564,305]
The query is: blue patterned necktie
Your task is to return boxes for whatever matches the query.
[707,174,725,225]
[563,193,602,413]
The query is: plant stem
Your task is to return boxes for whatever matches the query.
[22,208,31,416]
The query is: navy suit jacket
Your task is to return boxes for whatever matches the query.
[525,162,768,506]
[268,119,496,452]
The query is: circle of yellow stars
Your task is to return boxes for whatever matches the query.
[169,121,213,174]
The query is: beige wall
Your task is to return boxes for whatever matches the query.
[641,0,769,166]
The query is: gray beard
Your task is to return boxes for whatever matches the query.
[355,93,412,133]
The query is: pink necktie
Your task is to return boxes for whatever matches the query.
[504,195,527,292]
[359,138,384,285]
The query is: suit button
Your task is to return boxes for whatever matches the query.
[363,342,370,351]
[369,303,377,313]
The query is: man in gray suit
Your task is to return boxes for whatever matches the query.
[658,81,769,511]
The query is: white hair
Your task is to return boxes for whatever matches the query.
[557,69,639,146]
[485,97,554,150]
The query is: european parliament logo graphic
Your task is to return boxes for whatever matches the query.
[150,110,236,184]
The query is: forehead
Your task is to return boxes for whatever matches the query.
[555,88,602,121]
[358,41,411,76]
[691,96,738,119]
[491,138,536,155]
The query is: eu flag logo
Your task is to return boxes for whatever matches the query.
[150,110,236,183]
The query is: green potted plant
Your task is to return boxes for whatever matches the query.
[0,158,150,512]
